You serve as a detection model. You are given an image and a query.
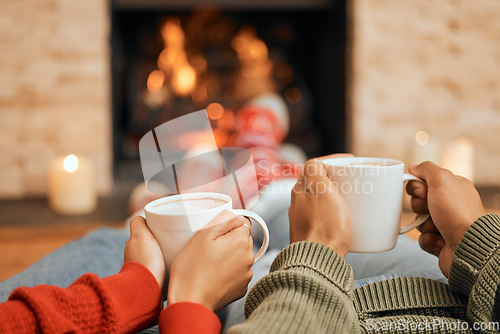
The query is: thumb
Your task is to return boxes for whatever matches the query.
[408,161,443,183]
[129,216,148,237]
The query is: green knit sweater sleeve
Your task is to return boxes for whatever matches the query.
[448,214,500,327]
[227,241,359,334]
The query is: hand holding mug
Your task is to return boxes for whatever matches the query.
[145,192,269,270]
[322,156,428,253]
[407,161,485,277]
[167,210,254,312]
[289,157,352,258]
[124,216,167,292]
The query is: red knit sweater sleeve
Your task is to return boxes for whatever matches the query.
[0,262,162,333]
[159,302,221,334]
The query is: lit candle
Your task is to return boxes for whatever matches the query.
[48,154,97,215]
[441,136,475,183]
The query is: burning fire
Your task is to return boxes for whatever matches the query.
[149,18,197,97]
[231,26,275,101]
[171,65,196,97]
[143,13,285,143]
[232,27,273,79]
[147,18,277,105]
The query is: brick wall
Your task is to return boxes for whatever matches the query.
[1,0,499,199]
[0,0,111,197]
[349,0,500,185]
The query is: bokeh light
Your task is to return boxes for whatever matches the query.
[415,130,429,146]
[207,103,225,120]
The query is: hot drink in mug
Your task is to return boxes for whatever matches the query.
[145,192,270,269]
[322,157,428,253]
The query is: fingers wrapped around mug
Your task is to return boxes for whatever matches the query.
[289,159,352,257]
[406,180,429,215]
[167,212,254,312]
[292,159,334,196]
[419,231,445,257]
[124,216,166,292]
[408,161,485,277]
[417,218,444,256]
[416,218,439,234]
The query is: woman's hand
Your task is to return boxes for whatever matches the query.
[124,216,167,291]
[289,156,352,258]
[167,210,254,312]
[407,161,485,277]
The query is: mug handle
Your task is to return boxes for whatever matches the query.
[232,209,270,263]
[399,174,430,234]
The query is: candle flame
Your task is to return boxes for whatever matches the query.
[63,154,78,173]
[415,131,429,146]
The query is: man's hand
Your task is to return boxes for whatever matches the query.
[407,161,485,277]
[167,210,254,312]
[124,216,167,292]
[289,156,352,258]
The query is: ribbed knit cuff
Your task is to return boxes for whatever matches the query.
[159,302,221,334]
[102,262,163,332]
[271,241,353,294]
[449,214,500,296]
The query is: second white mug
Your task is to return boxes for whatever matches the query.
[322,157,428,253]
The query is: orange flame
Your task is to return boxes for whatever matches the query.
[172,66,196,97]
[156,18,197,96]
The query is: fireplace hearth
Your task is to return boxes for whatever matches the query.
[110,0,347,171]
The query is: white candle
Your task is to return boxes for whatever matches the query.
[48,154,97,215]
[441,136,475,183]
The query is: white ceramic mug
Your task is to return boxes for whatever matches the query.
[322,157,429,253]
[144,192,270,269]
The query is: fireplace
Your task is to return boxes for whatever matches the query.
[2,0,500,201]
[110,0,347,172]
